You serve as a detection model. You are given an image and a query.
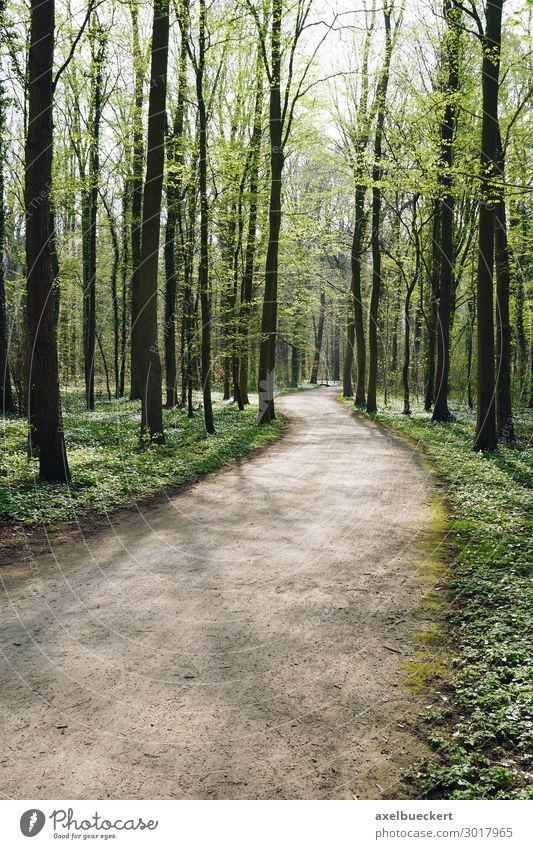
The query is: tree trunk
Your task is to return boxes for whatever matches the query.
[466,298,474,409]
[424,201,440,410]
[474,0,503,451]
[495,132,514,440]
[257,0,283,425]
[0,88,15,413]
[332,321,340,382]
[310,290,326,384]
[119,175,130,398]
[138,0,169,444]
[366,6,392,413]
[238,40,264,406]
[84,24,105,411]
[196,0,214,434]
[352,183,367,405]
[433,0,460,423]
[342,301,354,397]
[129,0,145,400]
[25,0,69,482]
[402,289,413,415]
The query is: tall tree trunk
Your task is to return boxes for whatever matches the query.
[104,201,120,399]
[495,131,514,440]
[138,0,169,444]
[119,174,130,398]
[402,288,413,415]
[433,0,460,422]
[257,0,283,425]
[84,24,105,411]
[25,0,69,482]
[291,341,300,388]
[0,84,15,413]
[366,5,392,413]
[352,183,367,405]
[474,0,503,451]
[332,320,340,382]
[466,298,474,409]
[342,301,354,396]
[424,200,440,410]
[238,38,264,406]
[129,0,145,400]
[164,0,189,408]
[196,0,214,434]
[310,289,326,384]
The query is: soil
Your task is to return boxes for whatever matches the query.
[0,387,444,799]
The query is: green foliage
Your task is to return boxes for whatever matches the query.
[0,392,283,527]
[341,395,533,800]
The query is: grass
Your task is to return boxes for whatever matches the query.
[0,390,284,528]
[339,393,532,800]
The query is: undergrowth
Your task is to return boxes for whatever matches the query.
[0,391,284,528]
[340,393,532,800]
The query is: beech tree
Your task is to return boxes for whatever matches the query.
[25,0,70,481]
[137,0,169,443]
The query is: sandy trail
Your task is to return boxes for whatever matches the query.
[0,387,442,799]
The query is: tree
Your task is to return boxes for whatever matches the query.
[138,0,169,443]
[190,0,215,434]
[238,37,265,405]
[0,66,15,413]
[25,0,69,481]
[432,0,461,422]
[310,287,326,383]
[340,2,375,405]
[366,2,394,414]
[469,0,504,451]
[164,0,189,409]
[129,0,147,401]
[495,128,514,440]
[83,19,106,411]
[247,0,334,424]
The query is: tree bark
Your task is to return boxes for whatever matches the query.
[138,0,169,444]
[238,39,264,406]
[164,0,189,408]
[25,0,70,481]
[342,301,354,397]
[366,5,392,413]
[129,0,145,400]
[424,200,440,410]
[352,183,367,405]
[433,0,460,422]
[474,0,503,451]
[0,86,15,413]
[196,0,214,433]
[84,23,105,411]
[257,0,283,425]
[310,289,326,384]
[495,131,514,440]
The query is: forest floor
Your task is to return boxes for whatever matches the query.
[0,386,443,799]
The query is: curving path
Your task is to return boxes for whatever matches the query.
[0,387,443,799]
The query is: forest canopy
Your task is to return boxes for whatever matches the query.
[0,0,531,481]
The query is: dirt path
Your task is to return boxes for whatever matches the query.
[0,387,443,799]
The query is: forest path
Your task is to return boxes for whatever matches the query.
[0,387,443,800]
